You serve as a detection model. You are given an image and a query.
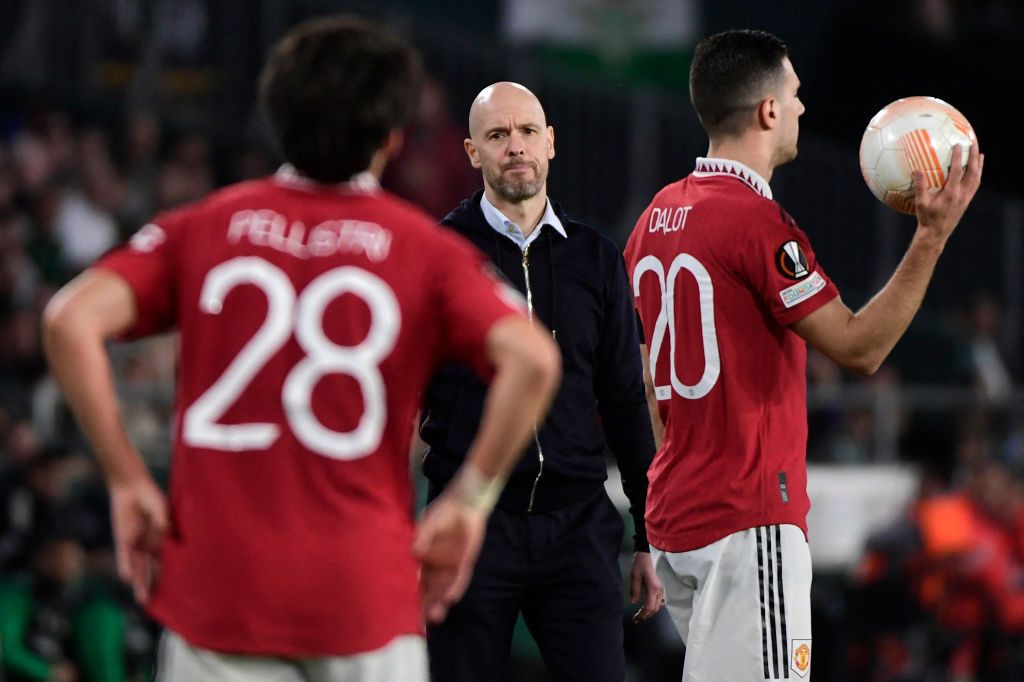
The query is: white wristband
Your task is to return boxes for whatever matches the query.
[451,465,505,513]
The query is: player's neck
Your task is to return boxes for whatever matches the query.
[706,138,774,184]
[484,186,548,238]
[366,148,389,182]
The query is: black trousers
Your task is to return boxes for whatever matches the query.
[427,486,626,682]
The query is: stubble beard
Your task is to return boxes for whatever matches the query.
[486,165,547,204]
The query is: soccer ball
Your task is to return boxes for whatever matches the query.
[859,96,976,215]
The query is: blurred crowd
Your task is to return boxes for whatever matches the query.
[1,73,1022,680]
[0,98,234,680]
[819,456,1024,682]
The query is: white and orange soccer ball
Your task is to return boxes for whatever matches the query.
[858,96,977,215]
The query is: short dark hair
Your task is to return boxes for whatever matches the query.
[259,15,422,182]
[689,30,789,139]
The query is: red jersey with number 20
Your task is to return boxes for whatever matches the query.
[96,169,524,657]
[624,158,840,553]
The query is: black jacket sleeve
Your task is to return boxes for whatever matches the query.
[595,245,657,552]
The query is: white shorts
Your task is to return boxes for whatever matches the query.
[652,524,813,681]
[157,630,428,682]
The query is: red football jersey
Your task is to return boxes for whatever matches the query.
[96,170,523,656]
[624,158,840,553]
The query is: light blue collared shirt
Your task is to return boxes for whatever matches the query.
[480,193,567,251]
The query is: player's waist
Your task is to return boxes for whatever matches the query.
[647,508,809,553]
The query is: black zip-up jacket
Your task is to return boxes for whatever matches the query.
[420,191,656,551]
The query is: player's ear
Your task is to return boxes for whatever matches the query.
[547,126,555,160]
[464,138,481,168]
[757,97,777,131]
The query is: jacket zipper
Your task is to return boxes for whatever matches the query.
[521,244,545,513]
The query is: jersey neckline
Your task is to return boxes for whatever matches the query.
[271,164,380,194]
[693,157,773,200]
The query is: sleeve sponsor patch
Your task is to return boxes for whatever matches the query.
[775,240,809,280]
[779,271,826,308]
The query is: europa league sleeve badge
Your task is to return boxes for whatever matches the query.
[775,240,810,280]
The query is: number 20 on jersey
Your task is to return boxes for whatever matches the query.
[633,253,721,401]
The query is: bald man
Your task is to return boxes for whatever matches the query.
[417,82,662,681]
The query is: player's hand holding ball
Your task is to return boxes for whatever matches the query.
[858,96,983,244]
[913,141,983,245]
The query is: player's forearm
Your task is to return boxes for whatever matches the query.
[42,307,149,487]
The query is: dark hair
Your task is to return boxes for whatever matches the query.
[689,30,789,138]
[259,15,423,182]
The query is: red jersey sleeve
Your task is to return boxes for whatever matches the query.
[739,204,840,326]
[430,230,527,380]
[94,213,183,339]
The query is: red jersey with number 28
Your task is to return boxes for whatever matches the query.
[96,169,524,656]
[624,158,840,553]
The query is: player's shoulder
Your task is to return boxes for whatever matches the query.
[697,175,797,236]
[774,204,805,233]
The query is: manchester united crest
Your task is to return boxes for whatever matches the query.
[791,640,811,678]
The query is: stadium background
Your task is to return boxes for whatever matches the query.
[1,0,1023,680]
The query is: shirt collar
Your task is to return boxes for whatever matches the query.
[480,192,567,250]
[693,157,773,200]
[272,164,380,193]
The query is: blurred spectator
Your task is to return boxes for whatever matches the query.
[0,209,40,313]
[812,366,907,464]
[24,183,66,285]
[115,111,161,234]
[0,141,18,211]
[807,348,844,461]
[226,140,275,185]
[0,306,48,395]
[382,76,479,219]
[828,407,877,464]
[959,292,1014,404]
[0,511,155,682]
[0,444,83,574]
[0,520,85,682]
[851,458,1024,680]
[155,131,213,209]
[8,106,76,196]
[0,422,45,572]
[49,192,116,277]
